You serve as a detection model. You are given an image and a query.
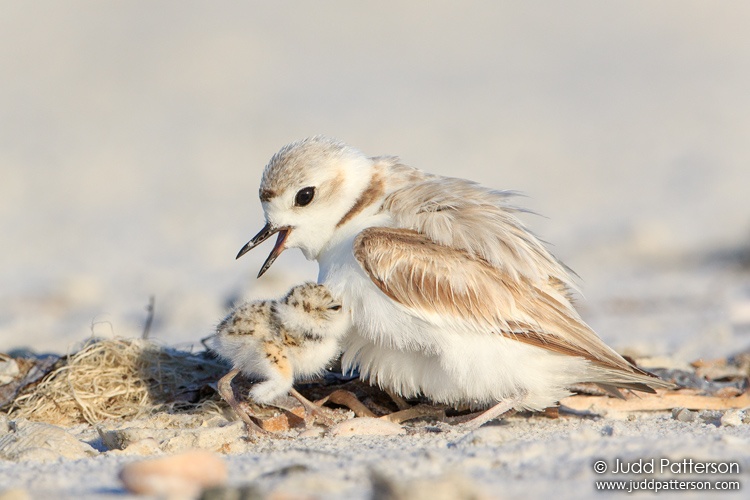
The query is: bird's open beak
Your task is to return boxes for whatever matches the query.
[236,223,291,278]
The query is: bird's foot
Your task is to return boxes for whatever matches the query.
[314,389,377,418]
[381,389,446,423]
[453,391,527,430]
[314,389,445,425]
[289,388,337,426]
[217,368,268,436]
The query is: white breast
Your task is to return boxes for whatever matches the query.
[288,337,342,380]
[319,231,447,354]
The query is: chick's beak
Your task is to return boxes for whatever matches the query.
[236,223,291,278]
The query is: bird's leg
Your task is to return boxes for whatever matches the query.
[380,404,446,424]
[289,388,335,426]
[380,389,446,423]
[457,391,526,430]
[315,389,377,418]
[218,368,267,435]
[312,388,446,424]
[385,389,411,410]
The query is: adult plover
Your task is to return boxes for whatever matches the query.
[236,136,672,427]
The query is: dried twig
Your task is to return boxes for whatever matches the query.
[142,296,155,339]
[561,389,750,414]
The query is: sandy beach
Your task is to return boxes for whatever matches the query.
[1,2,750,498]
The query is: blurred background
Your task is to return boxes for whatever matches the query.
[1,1,749,360]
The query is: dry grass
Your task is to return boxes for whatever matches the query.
[5,338,227,426]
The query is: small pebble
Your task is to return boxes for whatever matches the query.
[0,356,20,385]
[0,421,98,461]
[672,407,696,423]
[298,426,326,438]
[328,417,404,437]
[720,409,745,427]
[119,449,228,498]
[699,410,723,425]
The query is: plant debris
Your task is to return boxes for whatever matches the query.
[2,338,227,426]
[1,339,748,428]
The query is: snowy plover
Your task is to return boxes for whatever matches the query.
[236,136,673,427]
[212,282,349,432]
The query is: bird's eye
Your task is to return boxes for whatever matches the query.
[328,304,342,311]
[294,187,315,207]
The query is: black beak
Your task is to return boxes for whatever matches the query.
[236,223,291,278]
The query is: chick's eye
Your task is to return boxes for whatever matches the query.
[328,304,342,311]
[294,187,315,207]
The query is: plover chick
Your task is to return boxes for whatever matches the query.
[212,282,349,433]
[236,136,674,429]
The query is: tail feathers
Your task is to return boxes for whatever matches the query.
[585,364,675,398]
[595,382,658,400]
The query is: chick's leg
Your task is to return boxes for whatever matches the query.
[218,368,267,435]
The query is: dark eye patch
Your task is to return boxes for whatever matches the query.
[328,304,342,311]
[294,187,315,207]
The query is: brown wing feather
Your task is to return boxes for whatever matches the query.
[353,227,649,377]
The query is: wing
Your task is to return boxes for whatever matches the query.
[382,175,578,290]
[353,227,653,379]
